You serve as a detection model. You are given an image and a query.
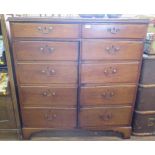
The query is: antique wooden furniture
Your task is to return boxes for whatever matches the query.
[8,17,148,139]
[0,15,21,139]
[133,54,155,135]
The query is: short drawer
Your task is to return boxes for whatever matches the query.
[82,24,147,39]
[22,108,76,128]
[13,41,78,61]
[19,85,77,107]
[82,40,143,60]
[80,107,132,127]
[16,63,77,84]
[11,23,80,38]
[81,62,140,84]
[80,85,136,106]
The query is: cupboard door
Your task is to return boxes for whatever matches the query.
[0,96,16,128]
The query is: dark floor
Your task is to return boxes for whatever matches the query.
[1,130,155,140]
[31,135,155,141]
[30,131,155,141]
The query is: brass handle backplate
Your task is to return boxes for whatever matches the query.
[37,26,53,34]
[42,89,56,97]
[99,112,112,121]
[40,45,55,54]
[41,67,56,76]
[103,67,117,76]
[105,45,120,54]
[44,110,57,121]
[101,90,115,99]
[107,27,120,34]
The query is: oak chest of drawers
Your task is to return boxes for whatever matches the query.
[9,17,148,139]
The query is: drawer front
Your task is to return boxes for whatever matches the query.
[82,40,143,60]
[22,108,76,128]
[82,24,147,39]
[136,86,155,111]
[81,63,139,84]
[80,85,136,106]
[80,107,132,127]
[11,23,80,38]
[19,86,77,107]
[133,111,155,134]
[140,59,155,84]
[16,63,77,84]
[13,41,78,61]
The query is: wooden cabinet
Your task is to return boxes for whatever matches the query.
[9,17,148,139]
[0,92,16,129]
[0,15,21,139]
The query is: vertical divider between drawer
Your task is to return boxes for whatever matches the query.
[77,24,82,128]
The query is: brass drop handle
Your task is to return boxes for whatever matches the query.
[99,113,112,121]
[104,69,108,74]
[52,92,56,96]
[42,89,56,97]
[44,112,57,121]
[50,69,55,73]
[48,47,55,52]
[112,68,117,73]
[40,46,55,54]
[41,67,56,76]
[41,70,46,73]
[115,47,120,51]
[40,47,44,51]
[105,47,110,51]
[105,45,120,54]
[101,91,115,99]
[103,67,117,76]
[107,27,120,34]
[110,92,114,96]
[42,91,48,96]
[37,26,53,34]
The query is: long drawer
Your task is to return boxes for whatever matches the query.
[13,41,78,61]
[22,108,76,128]
[80,107,132,127]
[82,24,147,39]
[19,85,77,107]
[80,85,136,106]
[81,62,140,84]
[82,40,143,60]
[16,63,77,84]
[11,23,80,38]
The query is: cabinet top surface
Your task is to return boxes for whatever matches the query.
[8,17,149,24]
